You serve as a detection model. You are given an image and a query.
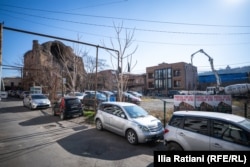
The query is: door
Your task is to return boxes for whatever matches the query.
[210,120,250,150]
[177,117,210,150]
[109,106,127,135]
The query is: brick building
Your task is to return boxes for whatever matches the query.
[146,62,197,95]
[2,77,22,90]
[86,70,145,93]
[23,40,86,99]
[125,73,146,93]
[97,70,118,90]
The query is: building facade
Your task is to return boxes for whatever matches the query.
[125,73,146,93]
[198,66,250,90]
[97,69,118,91]
[23,40,86,99]
[146,62,197,95]
[2,77,22,91]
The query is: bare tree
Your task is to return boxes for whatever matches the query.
[82,52,109,90]
[104,22,138,101]
[14,55,24,78]
[54,41,85,94]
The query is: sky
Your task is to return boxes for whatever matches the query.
[0,0,250,77]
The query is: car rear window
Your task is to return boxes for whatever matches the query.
[66,98,81,105]
[169,116,183,128]
[183,118,209,135]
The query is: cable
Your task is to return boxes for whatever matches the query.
[1,12,250,47]
[1,3,250,28]
[1,9,250,36]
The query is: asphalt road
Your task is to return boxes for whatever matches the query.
[0,98,166,167]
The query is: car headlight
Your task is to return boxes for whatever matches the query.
[138,125,150,132]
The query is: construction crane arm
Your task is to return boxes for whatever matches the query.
[191,49,221,87]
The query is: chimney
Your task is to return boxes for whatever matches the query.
[32,40,39,51]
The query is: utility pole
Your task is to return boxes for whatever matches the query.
[0,23,3,101]
[94,46,99,111]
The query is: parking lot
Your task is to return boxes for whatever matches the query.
[0,98,167,167]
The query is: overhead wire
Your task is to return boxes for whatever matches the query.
[1,8,249,36]
[1,2,249,73]
[1,3,250,28]
[1,11,249,46]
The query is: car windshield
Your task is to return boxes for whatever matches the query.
[238,118,250,129]
[97,93,106,100]
[32,95,47,99]
[123,105,148,118]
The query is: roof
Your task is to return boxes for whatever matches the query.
[173,111,246,123]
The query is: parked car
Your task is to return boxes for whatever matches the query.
[0,91,8,99]
[52,96,83,120]
[167,90,181,98]
[98,90,116,101]
[164,111,250,151]
[123,92,141,105]
[127,91,143,98]
[82,92,107,110]
[67,92,84,101]
[9,90,17,97]
[16,90,23,98]
[23,94,51,110]
[94,102,164,145]
[20,91,30,99]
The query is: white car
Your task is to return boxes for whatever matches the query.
[68,92,84,101]
[23,94,51,110]
[0,91,8,99]
[94,102,164,145]
[164,111,250,151]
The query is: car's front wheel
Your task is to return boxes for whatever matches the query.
[96,119,103,131]
[166,142,183,151]
[126,129,138,145]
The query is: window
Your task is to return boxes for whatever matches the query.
[174,80,181,87]
[154,69,165,89]
[169,116,183,128]
[183,118,208,135]
[112,106,125,118]
[148,82,154,88]
[167,79,172,88]
[167,68,172,78]
[148,73,153,79]
[212,120,250,147]
[173,70,181,76]
[102,105,113,114]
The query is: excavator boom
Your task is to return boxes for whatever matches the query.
[191,49,221,87]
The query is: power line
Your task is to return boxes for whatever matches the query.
[1,11,249,47]
[3,26,119,54]
[1,3,250,28]
[1,9,250,36]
